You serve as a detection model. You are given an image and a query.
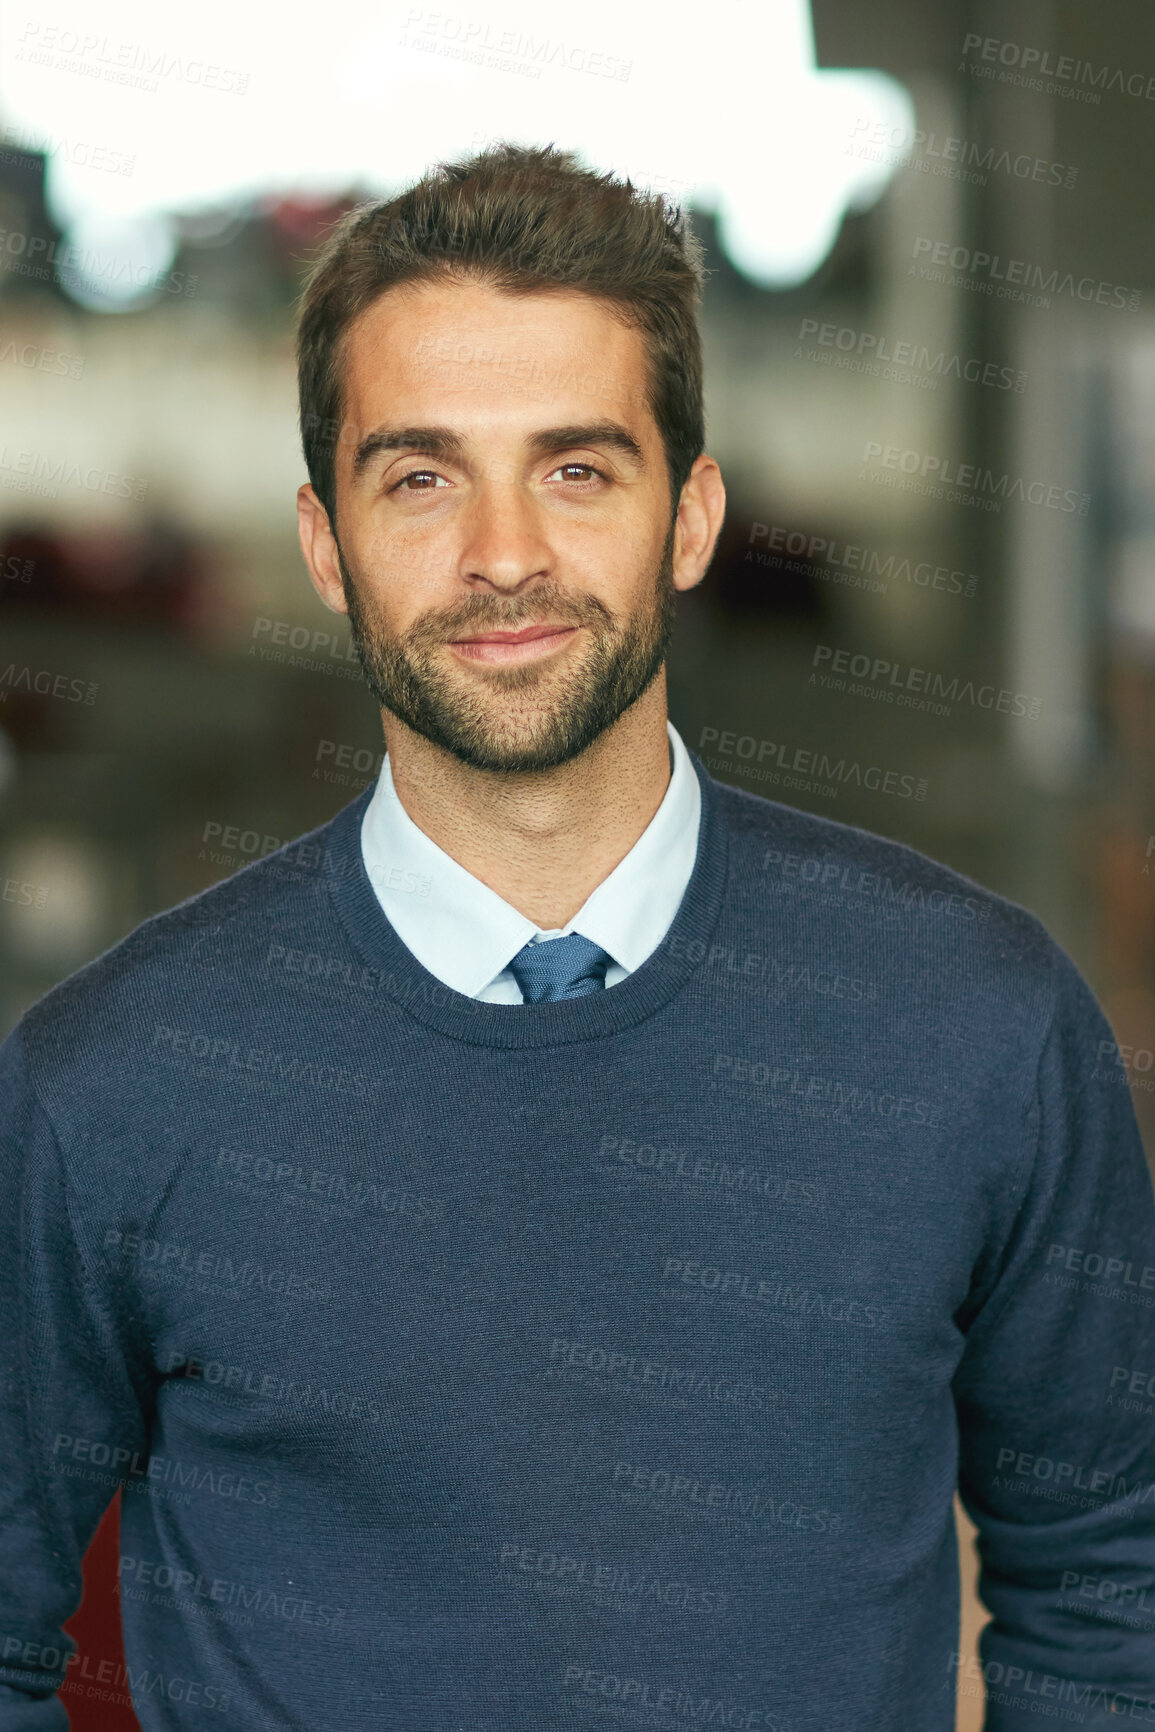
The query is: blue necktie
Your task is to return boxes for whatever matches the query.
[507,933,614,1003]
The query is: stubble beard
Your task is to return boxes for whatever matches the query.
[336,526,677,773]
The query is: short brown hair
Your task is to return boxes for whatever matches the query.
[295,143,707,526]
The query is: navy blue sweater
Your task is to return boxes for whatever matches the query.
[3,750,1155,1731]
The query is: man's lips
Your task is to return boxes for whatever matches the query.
[445,622,580,663]
[449,623,576,645]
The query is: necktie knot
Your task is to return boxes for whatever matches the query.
[507,933,614,1003]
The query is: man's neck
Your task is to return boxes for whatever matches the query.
[380,679,674,930]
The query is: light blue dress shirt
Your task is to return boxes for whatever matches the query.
[359,721,701,1003]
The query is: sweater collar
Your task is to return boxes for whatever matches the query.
[359,721,701,999]
[323,746,728,1049]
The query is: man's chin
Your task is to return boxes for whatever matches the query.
[433,657,574,696]
[393,707,606,775]
[349,606,670,774]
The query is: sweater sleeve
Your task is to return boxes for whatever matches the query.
[953,942,1155,1731]
[0,1025,151,1728]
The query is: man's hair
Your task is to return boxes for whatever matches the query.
[295,142,707,526]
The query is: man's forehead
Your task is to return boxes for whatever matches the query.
[347,274,637,344]
[340,280,653,441]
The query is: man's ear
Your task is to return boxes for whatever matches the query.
[297,483,349,616]
[671,454,726,594]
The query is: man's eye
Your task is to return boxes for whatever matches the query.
[392,470,448,493]
[550,463,605,484]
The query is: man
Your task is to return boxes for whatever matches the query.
[1,144,1153,1732]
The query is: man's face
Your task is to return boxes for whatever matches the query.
[307,277,700,773]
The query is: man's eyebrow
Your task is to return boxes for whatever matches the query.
[351,426,463,482]
[350,420,646,482]
[524,423,646,467]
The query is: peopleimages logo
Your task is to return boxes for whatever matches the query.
[698,727,928,803]
[163,1351,383,1424]
[1109,1364,1155,1405]
[247,615,363,681]
[859,440,1089,515]
[151,1023,383,1103]
[611,1459,842,1535]
[2,878,49,910]
[949,1652,1155,1721]
[3,553,35,583]
[51,1430,280,1507]
[960,33,1155,104]
[846,116,1079,190]
[561,1663,781,1730]
[547,1337,774,1414]
[712,1053,940,1129]
[409,330,646,412]
[1045,1241,1155,1291]
[0,229,195,298]
[101,1227,331,1304]
[811,643,1041,720]
[747,522,979,598]
[399,7,632,81]
[760,849,993,924]
[0,1642,230,1714]
[1094,1038,1155,1095]
[15,22,249,95]
[497,1539,729,1615]
[910,236,1141,311]
[0,665,98,705]
[795,318,1026,392]
[0,337,85,378]
[661,1253,885,1328]
[993,1445,1155,1507]
[1057,1568,1155,1622]
[119,1555,345,1628]
[0,120,135,176]
[0,445,149,500]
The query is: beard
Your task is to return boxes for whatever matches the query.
[336,524,677,773]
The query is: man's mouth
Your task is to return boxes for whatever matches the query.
[446,623,579,663]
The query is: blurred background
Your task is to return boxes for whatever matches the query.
[3,0,1155,1725]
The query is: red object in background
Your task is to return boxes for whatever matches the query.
[60,1494,141,1731]
[263,191,360,252]
[0,522,207,631]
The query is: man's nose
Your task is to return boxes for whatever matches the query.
[457,478,552,591]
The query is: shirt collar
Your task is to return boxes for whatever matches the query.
[360,722,700,999]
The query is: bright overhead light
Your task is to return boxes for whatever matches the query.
[0,0,914,297]
[54,209,177,310]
